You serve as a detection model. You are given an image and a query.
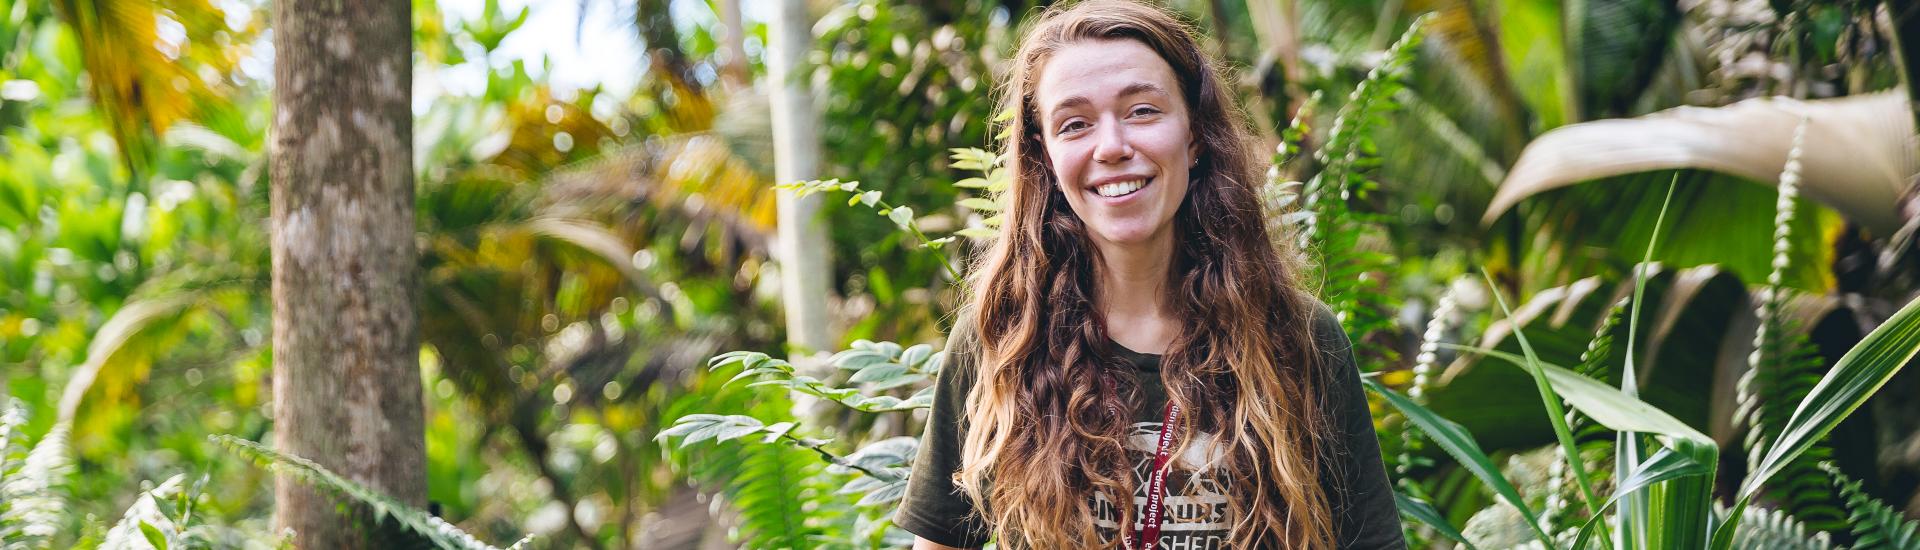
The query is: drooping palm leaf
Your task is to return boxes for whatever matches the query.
[1485,91,1914,236]
[47,0,241,180]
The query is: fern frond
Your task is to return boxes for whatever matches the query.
[0,421,71,548]
[1822,462,1920,549]
[0,401,23,484]
[210,435,533,550]
[1272,17,1430,369]
[1388,285,1458,482]
[1732,504,1839,550]
[683,432,824,549]
[1734,118,1843,532]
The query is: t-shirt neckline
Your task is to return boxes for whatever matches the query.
[1111,341,1163,372]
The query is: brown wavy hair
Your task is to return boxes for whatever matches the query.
[952,0,1335,548]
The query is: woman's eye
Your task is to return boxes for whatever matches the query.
[1131,106,1161,117]
[1058,121,1088,134]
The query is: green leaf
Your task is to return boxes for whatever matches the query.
[849,364,909,384]
[868,373,928,391]
[1364,379,1554,546]
[1571,447,1713,550]
[1442,345,1711,445]
[1447,342,1719,549]
[955,227,997,239]
[899,344,934,369]
[830,349,894,371]
[1394,493,1478,550]
[888,206,916,229]
[654,415,724,440]
[760,422,797,444]
[139,521,168,550]
[854,479,910,507]
[857,395,904,410]
[1480,270,1608,523]
[957,198,999,211]
[953,177,991,189]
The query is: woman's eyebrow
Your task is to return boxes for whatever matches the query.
[1047,81,1172,121]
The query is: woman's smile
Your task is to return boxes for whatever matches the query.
[1089,174,1154,199]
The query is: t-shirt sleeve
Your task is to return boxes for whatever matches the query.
[892,322,993,548]
[1312,302,1410,550]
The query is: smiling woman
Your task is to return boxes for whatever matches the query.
[891,1,1406,549]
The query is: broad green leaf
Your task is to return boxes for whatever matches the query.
[849,364,908,384]
[1441,345,1712,445]
[655,415,724,440]
[139,521,168,550]
[888,206,915,229]
[868,373,928,391]
[899,344,934,369]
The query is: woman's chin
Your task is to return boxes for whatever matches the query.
[1088,223,1167,249]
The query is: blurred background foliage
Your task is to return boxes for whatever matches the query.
[7,0,1920,547]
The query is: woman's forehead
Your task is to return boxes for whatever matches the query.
[1032,39,1181,118]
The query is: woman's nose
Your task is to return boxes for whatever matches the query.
[1093,119,1133,164]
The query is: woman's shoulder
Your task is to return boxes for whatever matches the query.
[937,308,984,384]
[1300,295,1350,351]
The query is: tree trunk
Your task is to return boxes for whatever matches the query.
[717,0,750,91]
[270,0,426,547]
[769,0,835,358]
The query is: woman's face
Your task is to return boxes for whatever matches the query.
[1033,38,1198,251]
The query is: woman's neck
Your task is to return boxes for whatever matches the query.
[1094,232,1177,354]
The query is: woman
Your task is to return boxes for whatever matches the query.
[892,1,1404,548]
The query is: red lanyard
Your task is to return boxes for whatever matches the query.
[1126,401,1181,550]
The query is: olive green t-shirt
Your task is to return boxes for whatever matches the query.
[892,302,1407,549]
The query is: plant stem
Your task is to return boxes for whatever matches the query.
[777,431,895,480]
[875,199,963,282]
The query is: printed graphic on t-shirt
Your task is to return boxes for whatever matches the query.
[1090,422,1231,550]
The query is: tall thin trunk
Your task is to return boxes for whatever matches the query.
[769,0,835,359]
[269,0,426,547]
[717,0,750,91]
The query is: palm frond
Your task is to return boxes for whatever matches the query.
[1485,91,1914,236]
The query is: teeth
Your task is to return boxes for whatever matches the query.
[1095,178,1149,198]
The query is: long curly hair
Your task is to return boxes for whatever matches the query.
[952,0,1335,547]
